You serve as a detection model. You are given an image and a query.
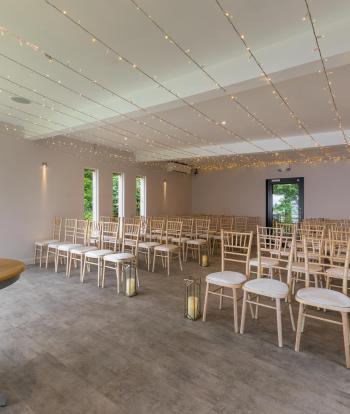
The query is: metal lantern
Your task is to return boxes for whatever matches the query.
[123,263,137,297]
[184,278,201,321]
[201,254,209,267]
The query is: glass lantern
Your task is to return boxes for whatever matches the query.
[123,263,137,297]
[184,278,201,320]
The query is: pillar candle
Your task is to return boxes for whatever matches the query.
[187,296,199,320]
[126,277,136,296]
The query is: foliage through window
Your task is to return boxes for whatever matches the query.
[84,169,94,220]
[136,176,145,216]
[272,183,299,224]
[113,173,120,217]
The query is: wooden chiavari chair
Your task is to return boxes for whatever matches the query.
[152,220,183,276]
[240,229,296,347]
[248,226,283,279]
[213,216,233,253]
[34,217,62,267]
[46,218,77,269]
[295,237,350,368]
[138,219,164,271]
[185,218,210,263]
[88,220,101,247]
[102,223,140,293]
[56,219,89,275]
[203,230,253,332]
[82,222,120,286]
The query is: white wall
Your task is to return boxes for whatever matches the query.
[0,134,192,262]
[192,161,350,221]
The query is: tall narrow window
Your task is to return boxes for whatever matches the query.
[84,168,99,220]
[136,176,146,216]
[112,173,123,217]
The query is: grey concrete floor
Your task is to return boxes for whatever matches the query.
[1,256,350,414]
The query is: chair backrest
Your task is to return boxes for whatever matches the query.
[101,221,120,251]
[88,220,101,246]
[63,219,77,243]
[76,220,89,244]
[122,223,140,252]
[100,216,117,222]
[233,216,248,232]
[257,226,295,285]
[182,218,194,236]
[303,237,350,294]
[195,218,210,240]
[150,219,164,241]
[221,230,253,275]
[220,216,233,231]
[165,220,182,243]
[52,217,62,241]
[209,216,219,234]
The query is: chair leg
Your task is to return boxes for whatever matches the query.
[116,263,120,294]
[295,302,304,352]
[167,253,170,276]
[288,300,296,331]
[185,243,188,263]
[147,249,150,272]
[45,249,50,269]
[39,246,43,268]
[67,254,72,277]
[178,251,183,271]
[219,288,223,310]
[341,312,350,369]
[97,258,101,286]
[240,290,248,334]
[82,257,87,283]
[232,288,238,334]
[198,245,201,264]
[54,252,59,273]
[152,249,156,272]
[202,282,210,322]
[254,295,260,319]
[276,298,283,347]
[102,261,106,288]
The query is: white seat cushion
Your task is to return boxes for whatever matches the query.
[154,244,179,252]
[70,246,98,255]
[291,262,322,273]
[104,252,134,262]
[35,239,59,247]
[85,249,113,258]
[206,271,246,286]
[325,267,350,279]
[47,241,66,248]
[296,287,350,311]
[171,237,190,243]
[249,257,279,268]
[243,278,289,299]
[186,239,207,245]
[58,244,82,252]
[139,241,160,249]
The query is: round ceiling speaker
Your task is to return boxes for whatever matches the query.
[11,96,31,104]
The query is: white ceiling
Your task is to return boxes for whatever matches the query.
[1,0,350,164]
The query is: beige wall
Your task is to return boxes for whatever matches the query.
[192,161,350,221]
[0,134,192,263]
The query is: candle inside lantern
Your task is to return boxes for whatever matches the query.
[187,295,199,320]
[126,277,136,296]
[201,254,209,267]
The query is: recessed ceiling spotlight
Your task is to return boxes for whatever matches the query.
[11,96,31,104]
[221,121,226,125]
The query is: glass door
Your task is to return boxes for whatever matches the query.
[266,177,304,226]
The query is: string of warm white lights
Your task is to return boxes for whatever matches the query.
[128,0,301,156]
[43,0,268,158]
[0,108,136,162]
[0,75,189,160]
[0,52,204,161]
[0,23,231,160]
[214,0,328,157]
[303,0,349,146]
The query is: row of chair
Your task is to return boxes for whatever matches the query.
[203,226,350,368]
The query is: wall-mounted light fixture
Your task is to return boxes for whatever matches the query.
[163,178,167,202]
[42,162,48,168]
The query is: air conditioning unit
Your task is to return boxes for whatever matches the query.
[166,162,192,174]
